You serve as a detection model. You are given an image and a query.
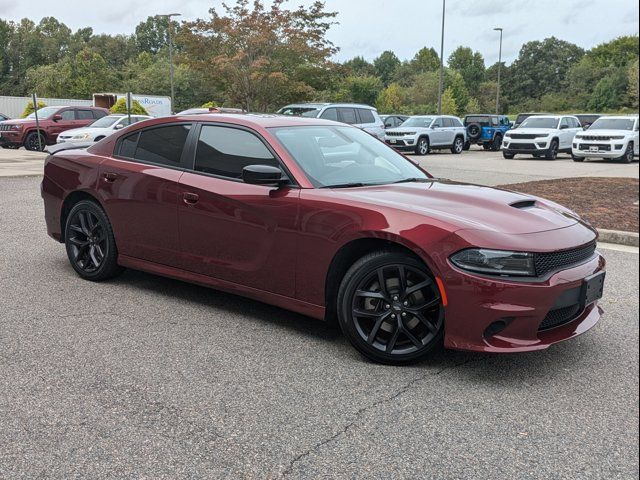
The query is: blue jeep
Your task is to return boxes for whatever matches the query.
[463,114,512,151]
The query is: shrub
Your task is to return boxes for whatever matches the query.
[201,101,218,108]
[109,97,149,115]
[20,100,47,118]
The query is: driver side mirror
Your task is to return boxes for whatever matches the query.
[242,165,286,187]
[52,114,62,122]
[114,123,125,130]
[559,124,569,130]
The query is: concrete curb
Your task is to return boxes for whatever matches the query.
[598,229,639,247]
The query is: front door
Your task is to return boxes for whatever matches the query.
[97,123,193,266]
[430,118,448,146]
[177,124,298,296]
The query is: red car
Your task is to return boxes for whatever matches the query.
[0,106,109,151]
[41,114,606,364]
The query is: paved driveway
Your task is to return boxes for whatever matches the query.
[1,176,638,479]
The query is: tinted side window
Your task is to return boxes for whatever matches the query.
[357,108,375,124]
[194,125,278,179]
[134,125,191,166]
[338,108,358,124]
[384,117,394,128]
[118,132,139,158]
[77,110,94,120]
[319,108,338,121]
[491,117,499,126]
[560,118,569,128]
[93,110,107,119]
[452,118,463,127]
[432,118,443,128]
[60,110,75,120]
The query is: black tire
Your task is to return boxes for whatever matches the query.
[24,131,46,151]
[337,251,444,365]
[64,200,124,281]
[491,134,502,151]
[450,136,464,154]
[503,151,515,159]
[617,143,634,163]
[482,143,491,150]
[545,140,559,160]
[94,136,106,142]
[415,137,430,156]
[466,123,482,141]
[462,141,470,151]
[572,152,585,162]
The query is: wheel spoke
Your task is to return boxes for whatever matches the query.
[367,312,390,344]
[404,279,433,297]
[402,327,423,348]
[397,265,406,292]
[89,246,101,268]
[386,324,400,353]
[86,213,96,233]
[412,311,438,335]
[353,308,381,318]
[94,244,105,261]
[355,290,386,300]
[70,224,85,236]
[69,237,89,247]
[407,297,440,312]
[377,268,388,298]
[78,212,90,235]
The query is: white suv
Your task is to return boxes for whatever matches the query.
[277,103,385,140]
[502,115,582,160]
[384,115,467,155]
[572,115,639,163]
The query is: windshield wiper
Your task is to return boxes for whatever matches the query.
[391,177,435,184]
[320,182,368,189]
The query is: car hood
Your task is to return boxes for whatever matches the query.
[508,128,557,136]
[337,180,584,235]
[579,129,634,137]
[2,118,37,125]
[59,127,101,137]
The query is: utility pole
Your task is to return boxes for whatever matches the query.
[437,0,446,115]
[159,13,182,114]
[494,27,503,115]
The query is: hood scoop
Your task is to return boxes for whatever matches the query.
[510,199,537,210]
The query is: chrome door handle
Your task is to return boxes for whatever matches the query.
[183,192,199,205]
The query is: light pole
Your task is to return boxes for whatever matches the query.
[494,27,503,114]
[159,13,181,114]
[437,0,446,115]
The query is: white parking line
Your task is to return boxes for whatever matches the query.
[598,242,639,254]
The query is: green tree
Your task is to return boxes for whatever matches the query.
[109,97,149,115]
[336,75,383,105]
[448,46,485,91]
[441,87,457,115]
[376,83,406,113]
[343,56,375,77]
[374,51,401,86]
[135,16,179,54]
[628,58,639,109]
[20,100,48,118]
[586,35,639,69]
[445,70,470,116]
[179,0,338,111]
[465,97,481,115]
[588,70,629,111]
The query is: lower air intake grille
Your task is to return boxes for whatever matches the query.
[539,304,582,331]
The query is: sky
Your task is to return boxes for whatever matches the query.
[0,0,638,65]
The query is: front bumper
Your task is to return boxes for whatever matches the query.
[385,136,417,150]
[572,140,627,159]
[502,138,551,154]
[0,131,24,147]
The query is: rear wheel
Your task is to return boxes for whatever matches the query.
[545,140,559,160]
[451,136,464,154]
[64,200,124,281]
[337,251,444,365]
[482,143,492,150]
[415,137,430,156]
[24,131,46,151]
[462,141,470,151]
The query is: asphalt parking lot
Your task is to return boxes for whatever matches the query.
[0,171,638,477]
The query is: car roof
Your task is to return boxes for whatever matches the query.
[169,113,345,128]
[598,115,638,119]
[281,103,376,110]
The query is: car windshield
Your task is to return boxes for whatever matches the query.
[278,106,321,118]
[519,117,559,129]
[465,116,490,124]
[401,117,434,128]
[88,116,122,128]
[271,125,429,188]
[588,118,636,131]
[26,107,60,119]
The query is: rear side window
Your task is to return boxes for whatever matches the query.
[93,110,107,119]
[338,108,358,124]
[117,124,191,166]
[118,132,139,158]
[60,110,75,120]
[194,125,278,179]
[77,110,94,120]
[357,108,375,124]
[452,118,463,127]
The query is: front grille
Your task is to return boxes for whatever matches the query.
[0,125,13,131]
[512,143,538,150]
[534,242,597,277]
[539,304,583,331]
[579,144,611,151]
[579,135,614,141]
[509,134,538,139]
[386,131,414,137]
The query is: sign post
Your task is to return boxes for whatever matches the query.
[32,93,43,152]
[126,92,132,124]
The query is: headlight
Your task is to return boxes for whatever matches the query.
[505,132,512,138]
[611,136,625,140]
[72,133,92,140]
[10,125,22,131]
[575,135,583,139]
[450,249,535,277]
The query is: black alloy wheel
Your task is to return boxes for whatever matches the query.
[338,251,444,365]
[416,137,430,156]
[545,140,559,160]
[451,136,464,154]
[64,200,123,281]
[24,131,46,151]
[619,143,634,163]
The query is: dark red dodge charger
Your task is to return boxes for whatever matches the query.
[41,114,606,364]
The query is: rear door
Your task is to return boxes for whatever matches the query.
[97,122,193,266]
[76,109,97,128]
[176,123,299,295]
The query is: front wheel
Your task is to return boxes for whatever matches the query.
[545,140,559,160]
[572,152,585,162]
[64,200,124,281]
[491,135,502,151]
[503,151,515,159]
[24,131,46,151]
[337,251,444,365]
[617,143,634,163]
[415,137,430,156]
[451,136,464,154]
